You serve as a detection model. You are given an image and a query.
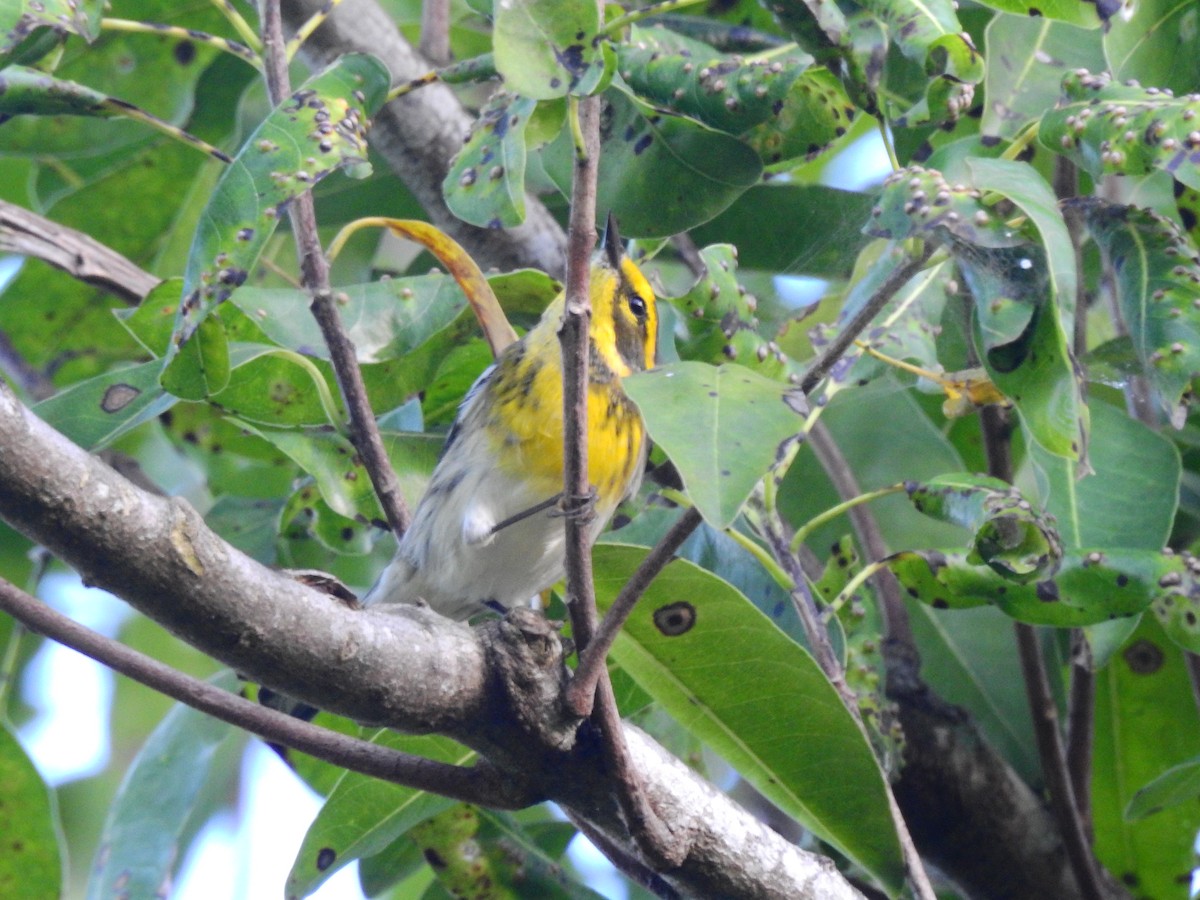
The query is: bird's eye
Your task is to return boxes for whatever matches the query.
[627,293,648,320]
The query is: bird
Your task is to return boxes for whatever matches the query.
[364,217,658,620]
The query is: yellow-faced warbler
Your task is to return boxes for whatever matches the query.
[365,219,658,619]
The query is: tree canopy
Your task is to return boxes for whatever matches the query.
[1,0,1199,898]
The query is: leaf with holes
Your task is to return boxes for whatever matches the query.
[169,54,389,364]
[593,544,905,894]
[888,548,1186,626]
[905,473,1063,582]
[624,361,806,528]
[1080,200,1200,428]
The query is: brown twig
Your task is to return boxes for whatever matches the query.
[567,507,703,716]
[0,576,530,808]
[801,243,936,395]
[980,405,1104,900]
[558,95,684,870]
[0,198,161,305]
[261,0,411,537]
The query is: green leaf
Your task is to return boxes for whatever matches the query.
[31,359,174,450]
[1092,617,1200,899]
[691,184,877,278]
[0,0,222,158]
[443,92,536,229]
[1,0,100,54]
[624,361,806,528]
[0,65,227,160]
[171,53,389,355]
[206,344,338,426]
[410,806,608,900]
[906,604,1040,782]
[594,544,905,893]
[1126,754,1200,820]
[1104,0,1200,98]
[1026,398,1179,551]
[617,26,812,135]
[542,86,762,237]
[889,548,1175,625]
[241,424,382,523]
[1040,71,1200,192]
[86,671,238,900]
[492,0,602,99]
[905,473,1063,582]
[1080,199,1200,428]
[670,244,795,380]
[981,15,1106,142]
[161,310,231,400]
[229,274,470,363]
[866,166,1026,250]
[741,66,857,169]
[0,722,61,900]
[971,0,1100,26]
[286,733,473,897]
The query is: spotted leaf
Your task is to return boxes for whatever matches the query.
[492,0,603,99]
[444,92,536,230]
[593,543,905,893]
[888,548,1183,626]
[624,361,806,528]
[905,473,1062,582]
[1,0,100,56]
[167,53,390,392]
[1040,71,1200,192]
[1081,199,1200,428]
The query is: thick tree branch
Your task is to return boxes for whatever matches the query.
[0,576,526,807]
[280,0,567,276]
[0,198,160,305]
[0,380,864,899]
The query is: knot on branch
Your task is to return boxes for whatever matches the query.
[482,608,580,752]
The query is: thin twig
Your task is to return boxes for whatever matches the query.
[261,0,411,537]
[1054,156,1097,832]
[567,507,703,716]
[559,94,683,870]
[806,422,916,652]
[0,577,530,808]
[801,243,936,395]
[980,405,1104,900]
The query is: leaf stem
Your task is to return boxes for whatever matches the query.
[101,18,260,67]
[605,0,710,35]
[789,483,907,554]
[285,0,348,61]
[208,0,263,52]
